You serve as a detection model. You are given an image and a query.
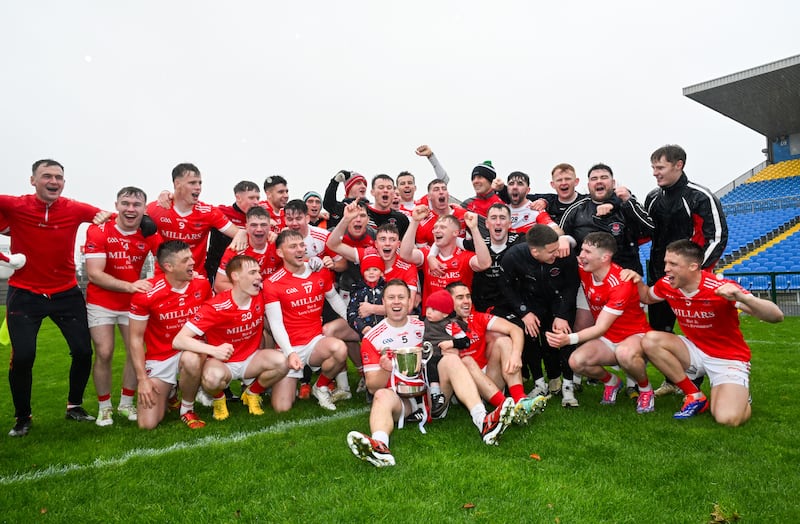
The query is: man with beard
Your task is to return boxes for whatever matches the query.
[560,163,654,274]
[497,171,561,235]
[261,175,290,234]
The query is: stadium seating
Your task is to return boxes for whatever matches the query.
[640,158,800,291]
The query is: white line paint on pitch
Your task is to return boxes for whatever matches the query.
[0,406,369,486]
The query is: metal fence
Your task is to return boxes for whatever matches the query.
[722,271,800,316]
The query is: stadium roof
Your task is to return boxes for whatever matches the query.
[683,54,800,138]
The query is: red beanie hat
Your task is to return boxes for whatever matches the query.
[426,289,454,315]
[360,250,383,275]
[344,173,367,196]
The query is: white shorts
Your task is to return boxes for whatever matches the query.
[680,336,750,388]
[87,303,129,328]
[598,333,644,353]
[287,335,324,379]
[224,351,258,385]
[145,353,180,385]
[576,285,589,311]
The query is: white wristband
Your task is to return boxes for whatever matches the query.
[568,333,579,345]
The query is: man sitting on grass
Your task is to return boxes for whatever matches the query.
[172,255,289,421]
[621,239,783,426]
[347,279,516,467]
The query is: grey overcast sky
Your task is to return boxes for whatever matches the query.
[2,1,799,213]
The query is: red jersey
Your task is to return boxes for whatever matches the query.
[218,243,281,279]
[361,317,425,376]
[84,219,162,310]
[184,290,265,362]
[0,194,99,294]
[415,206,467,246]
[462,311,496,369]
[260,202,284,234]
[509,205,555,234]
[355,248,419,292]
[419,246,475,309]
[217,204,247,228]
[129,276,211,361]
[263,267,335,347]
[463,192,504,217]
[651,272,751,361]
[146,201,232,276]
[579,262,649,343]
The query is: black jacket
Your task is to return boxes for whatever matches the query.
[559,195,654,274]
[644,173,728,280]
[499,242,579,324]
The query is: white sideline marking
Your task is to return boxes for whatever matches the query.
[1,406,369,486]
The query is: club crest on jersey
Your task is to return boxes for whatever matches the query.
[550,268,561,277]
[609,222,623,235]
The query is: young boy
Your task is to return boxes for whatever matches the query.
[422,289,470,417]
[347,250,386,337]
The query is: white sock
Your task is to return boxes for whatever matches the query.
[430,382,441,395]
[639,382,653,393]
[180,400,194,416]
[470,404,487,429]
[372,431,389,447]
[535,378,546,390]
[562,379,573,388]
[336,370,350,391]
[98,398,112,410]
[626,375,636,388]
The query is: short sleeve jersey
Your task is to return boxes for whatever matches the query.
[84,219,162,310]
[184,290,265,362]
[579,262,649,343]
[419,246,475,309]
[263,267,335,347]
[462,311,496,369]
[360,317,425,375]
[651,272,751,361]
[218,243,282,279]
[129,276,211,361]
[146,201,232,276]
[508,205,555,234]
